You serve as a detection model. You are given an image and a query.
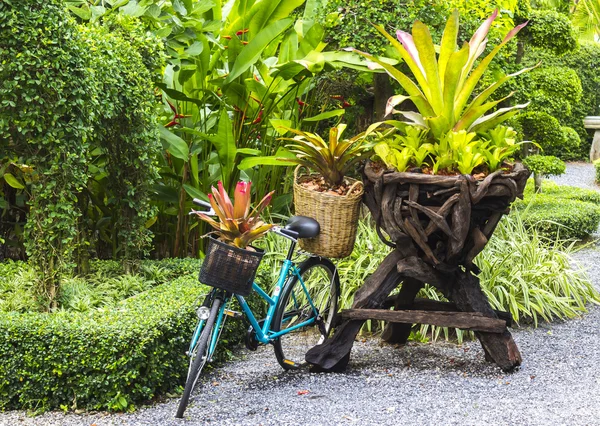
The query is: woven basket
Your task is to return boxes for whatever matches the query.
[199,236,264,296]
[293,166,363,258]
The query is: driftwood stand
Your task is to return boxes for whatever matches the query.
[306,161,530,372]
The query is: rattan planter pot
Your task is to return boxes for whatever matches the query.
[199,236,264,296]
[362,160,531,268]
[293,167,363,258]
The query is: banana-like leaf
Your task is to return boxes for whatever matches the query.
[208,110,237,189]
[159,126,189,160]
[225,18,293,83]
[303,109,345,122]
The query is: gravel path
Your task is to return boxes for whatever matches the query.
[3,164,600,426]
[551,162,599,191]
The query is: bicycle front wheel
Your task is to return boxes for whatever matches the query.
[176,295,222,419]
[272,256,340,370]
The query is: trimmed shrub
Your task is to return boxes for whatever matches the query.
[518,111,566,157]
[519,10,578,54]
[517,43,600,158]
[522,155,566,177]
[0,278,206,411]
[595,160,600,183]
[520,66,582,121]
[560,126,581,161]
[0,0,163,303]
[0,256,269,412]
[515,181,600,240]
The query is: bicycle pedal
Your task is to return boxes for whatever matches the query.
[283,359,300,368]
[224,309,243,319]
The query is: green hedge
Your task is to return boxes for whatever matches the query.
[0,275,255,412]
[595,160,600,183]
[515,181,600,240]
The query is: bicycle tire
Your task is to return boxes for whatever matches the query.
[175,296,222,419]
[272,256,340,370]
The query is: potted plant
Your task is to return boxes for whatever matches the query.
[194,181,274,296]
[346,10,533,266]
[277,123,387,258]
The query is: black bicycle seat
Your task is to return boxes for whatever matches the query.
[284,216,320,239]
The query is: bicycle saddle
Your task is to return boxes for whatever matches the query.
[284,216,320,239]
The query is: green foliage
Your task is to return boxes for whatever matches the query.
[321,0,488,55]
[0,0,162,304]
[517,43,600,158]
[0,0,96,304]
[570,0,600,41]
[519,10,578,54]
[0,257,264,412]
[0,258,202,314]
[595,160,600,183]
[560,126,582,160]
[0,277,207,411]
[515,180,600,240]
[522,155,566,176]
[374,126,521,174]
[475,211,599,326]
[517,66,582,120]
[517,111,566,157]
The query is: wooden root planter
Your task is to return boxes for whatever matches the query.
[306,161,531,373]
[293,167,363,258]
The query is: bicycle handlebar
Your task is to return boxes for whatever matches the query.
[193,198,211,209]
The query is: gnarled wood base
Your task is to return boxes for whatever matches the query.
[305,248,522,372]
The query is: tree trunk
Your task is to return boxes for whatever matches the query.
[533,173,543,193]
[373,74,394,121]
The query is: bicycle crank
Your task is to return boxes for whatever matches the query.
[245,319,264,351]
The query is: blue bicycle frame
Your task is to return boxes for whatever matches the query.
[188,258,319,360]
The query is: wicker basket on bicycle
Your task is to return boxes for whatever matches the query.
[199,236,264,296]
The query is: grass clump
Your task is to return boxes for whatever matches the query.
[0,258,202,314]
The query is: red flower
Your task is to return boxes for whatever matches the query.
[251,110,263,124]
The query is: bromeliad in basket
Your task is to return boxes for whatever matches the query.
[194,181,274,296]
[277,123,390,258]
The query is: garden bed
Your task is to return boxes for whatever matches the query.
[514,180,600,240]
[0,259,261,413]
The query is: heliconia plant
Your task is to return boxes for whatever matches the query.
[349,9,537,139]
[195,181,274,249]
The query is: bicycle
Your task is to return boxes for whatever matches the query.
[175,198,340,418]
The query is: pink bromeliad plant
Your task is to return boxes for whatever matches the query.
[195,181,274,249]
[347,10,537,175]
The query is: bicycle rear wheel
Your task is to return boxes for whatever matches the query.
[175,295,222,419]
[272,257,339,370]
